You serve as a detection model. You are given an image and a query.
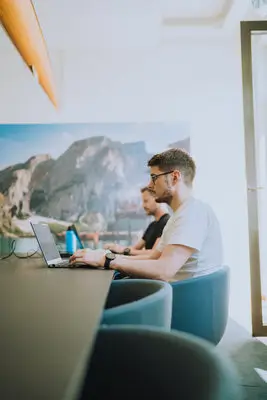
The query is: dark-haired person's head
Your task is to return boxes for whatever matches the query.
[147,148,196,205]
[140,186,159,216]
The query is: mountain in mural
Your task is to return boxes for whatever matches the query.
[169,137,190,153]
[0,136,152,231]
[0,193,16,236]
[31,136,152,230]
[0,135,190,233]
[0,154,53,214]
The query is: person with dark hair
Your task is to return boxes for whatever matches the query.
[70,148,223,282]
[104,187,169,256]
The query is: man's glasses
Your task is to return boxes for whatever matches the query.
[150,171,174,184]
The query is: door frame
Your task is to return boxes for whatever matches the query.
[241,20,267,336]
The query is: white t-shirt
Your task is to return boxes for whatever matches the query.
[156,197,223,281]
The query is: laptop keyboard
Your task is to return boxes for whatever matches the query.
[59,260,70,267]
[54,261,87,268]
[49,260,71,268]
[49,261,89,268]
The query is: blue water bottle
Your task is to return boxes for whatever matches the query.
[66,226,77,254]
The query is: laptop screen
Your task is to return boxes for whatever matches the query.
[31,223,61,263]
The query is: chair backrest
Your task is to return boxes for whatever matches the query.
[171,266,230,344]
[78,325,242,400]
[101,279,173,329]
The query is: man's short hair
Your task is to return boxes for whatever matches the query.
[140,186,155,196]
[147,148,196,185]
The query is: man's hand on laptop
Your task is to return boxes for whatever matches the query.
[70,249,106,268]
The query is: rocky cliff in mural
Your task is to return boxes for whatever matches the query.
[0,154,53,216]
[169,137,190,153]
[0,136,189,232]
[0,193,13,236]
[0,137,151,231]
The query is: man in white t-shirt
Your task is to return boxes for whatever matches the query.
[70,148,223,281]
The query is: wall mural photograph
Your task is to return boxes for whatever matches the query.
[0,122,190,252]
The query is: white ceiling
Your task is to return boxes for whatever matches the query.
[32,0,230,18]
[163,0,227,17]
[0,0,254,50]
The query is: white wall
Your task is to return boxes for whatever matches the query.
[0,33,251,330]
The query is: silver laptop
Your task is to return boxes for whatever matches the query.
[30,221,74,268]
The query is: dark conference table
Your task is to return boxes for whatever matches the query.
[0,256,114,400]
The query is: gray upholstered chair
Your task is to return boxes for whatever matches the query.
[171,266,230,344]
[101,279,173,329]
[78,325,243,400]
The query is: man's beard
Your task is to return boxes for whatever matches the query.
[144,208,156,216]
[155,189,172,205]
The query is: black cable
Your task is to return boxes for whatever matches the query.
[0,239,42,260]
[13,249,42,259]
[0,239,16,260]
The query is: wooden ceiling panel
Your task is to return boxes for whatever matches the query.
[0,0,57,107]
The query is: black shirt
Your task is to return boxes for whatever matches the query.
[142,214,170,250]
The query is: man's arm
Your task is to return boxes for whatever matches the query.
[109,244,195,281]
[104,237,159,256]
[128,246,161,260]
[129,237,161,256]
[131,238,146,251]
[104,238,145,254]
